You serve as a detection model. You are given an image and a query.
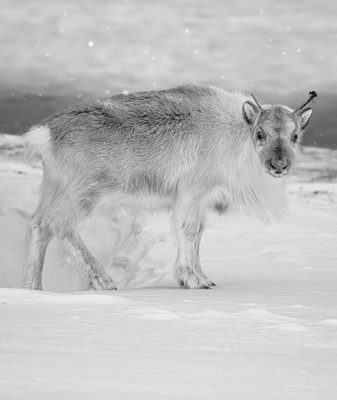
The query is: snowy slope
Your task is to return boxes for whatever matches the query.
[0,134,337,399]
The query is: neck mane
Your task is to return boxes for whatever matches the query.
[226,132,288,223]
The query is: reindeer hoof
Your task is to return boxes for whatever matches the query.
[177,269,214,289]
[179,280,212,289]
[24,278,43,290]
[90,275,117,290]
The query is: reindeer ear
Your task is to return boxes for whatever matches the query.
[296,107,312,130]
[242,101,259,125]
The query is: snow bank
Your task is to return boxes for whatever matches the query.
[0,134,337,399]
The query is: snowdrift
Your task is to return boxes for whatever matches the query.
[1,133,337,399]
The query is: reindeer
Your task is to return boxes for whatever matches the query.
[23,86,317,290]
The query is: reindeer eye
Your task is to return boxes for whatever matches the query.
[291,133,299,143]
[256,130,266,143]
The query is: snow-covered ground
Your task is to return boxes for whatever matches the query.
[1,134,337,399]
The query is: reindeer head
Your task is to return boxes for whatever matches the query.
[242,91,317,178]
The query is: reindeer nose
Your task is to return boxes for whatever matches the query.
[270,158,288,171]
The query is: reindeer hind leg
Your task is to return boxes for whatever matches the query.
[58,187,117,290]
[24,210,53,290]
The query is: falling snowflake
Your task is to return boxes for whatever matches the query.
[88,41,94,48]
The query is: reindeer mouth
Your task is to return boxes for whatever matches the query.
[267,169,288,178]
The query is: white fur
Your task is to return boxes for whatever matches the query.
[220,138,287,222]
[24,125,51,162]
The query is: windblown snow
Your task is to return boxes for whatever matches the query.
[0,134,336,399]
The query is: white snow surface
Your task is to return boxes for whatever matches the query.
[0,134,337,399]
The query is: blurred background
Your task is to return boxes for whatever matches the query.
[0,0,336,147]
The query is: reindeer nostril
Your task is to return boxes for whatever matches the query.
[270,158,288,171]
